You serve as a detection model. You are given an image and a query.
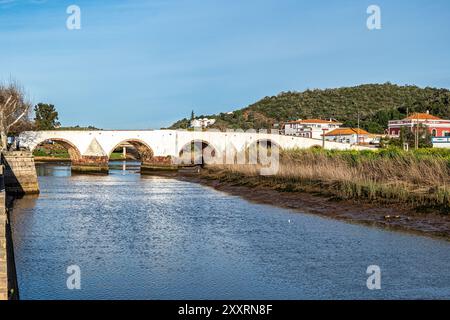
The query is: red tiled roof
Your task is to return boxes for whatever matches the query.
[324,128,369,136]
[285,119,342,124]
[404,113,442,120]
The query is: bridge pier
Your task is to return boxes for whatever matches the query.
[141,156,179,172]
[71,156,109,174]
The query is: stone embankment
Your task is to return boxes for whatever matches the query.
[2,151,39,194]
[0,166,7,300]
[0,151,40,300]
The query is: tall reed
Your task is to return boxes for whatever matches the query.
[204,148,450,212]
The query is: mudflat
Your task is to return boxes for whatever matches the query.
[179,175,450,242]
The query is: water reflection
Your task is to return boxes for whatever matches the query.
[108,160,141,174]
[36,161,142,177]
[35,162,71,177]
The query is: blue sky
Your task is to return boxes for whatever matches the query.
[0,0,449,129]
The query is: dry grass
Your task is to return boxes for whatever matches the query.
[203,148,450,214]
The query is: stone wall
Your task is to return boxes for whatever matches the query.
[141,156,178,172]
[2,151,39,194]
[1,151,39,300]
[72,155,109,174]
[0,166,7,300]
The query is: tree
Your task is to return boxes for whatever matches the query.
[168,83,450,131]
[397,125,433,149]
[9,118,36,136]
[0,82,31,149]
[34,103,60,130]
[190,110,195,120]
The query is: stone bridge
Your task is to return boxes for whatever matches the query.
[18,130,367,173]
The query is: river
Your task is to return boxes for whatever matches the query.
[9,162,450,299]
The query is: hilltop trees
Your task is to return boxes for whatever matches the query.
[0,82,31,149]
[34,103,60,130]
[169,83,450,133]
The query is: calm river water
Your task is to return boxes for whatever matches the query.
[10,162,450,299]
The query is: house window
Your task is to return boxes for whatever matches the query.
[444,131,450,137]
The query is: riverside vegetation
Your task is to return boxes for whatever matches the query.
[200,147,450,215]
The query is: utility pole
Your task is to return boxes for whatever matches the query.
[414,112,419,150]
[322,128,327,148]
[356,109,360,145]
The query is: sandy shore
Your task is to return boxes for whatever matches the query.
[176,174,450,242]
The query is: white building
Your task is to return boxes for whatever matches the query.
[283,119,342,139]
[324,128,376,145]
[190,118,216,128]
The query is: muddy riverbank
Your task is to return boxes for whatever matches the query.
[176,174,450,242]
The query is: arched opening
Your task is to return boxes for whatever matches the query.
[32,138,82,162]
[32,138,82,175]
[178,140,217,166]
[108,139,154,171]
[245,139,281,164]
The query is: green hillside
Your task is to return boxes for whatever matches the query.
[169,83,450,133]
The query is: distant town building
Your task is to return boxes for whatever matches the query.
[283,119,342,139]
[190,118,216,128]
[324,128,376,145]
[388,111,450,138]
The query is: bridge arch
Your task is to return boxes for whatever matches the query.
[223,143,241,165]
[178,139,220,165]
[107,139,155,163]
[253,138,282,149]
[245,138,282,164]
[246,138,282,153]
[31,138,82,162]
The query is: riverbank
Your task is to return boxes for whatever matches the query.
[4,196,19,300]
[33,156,71,163]
[0,169,20,300]
[177,148,450,241]
[0,177,6,300]
[179,173,450,241]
